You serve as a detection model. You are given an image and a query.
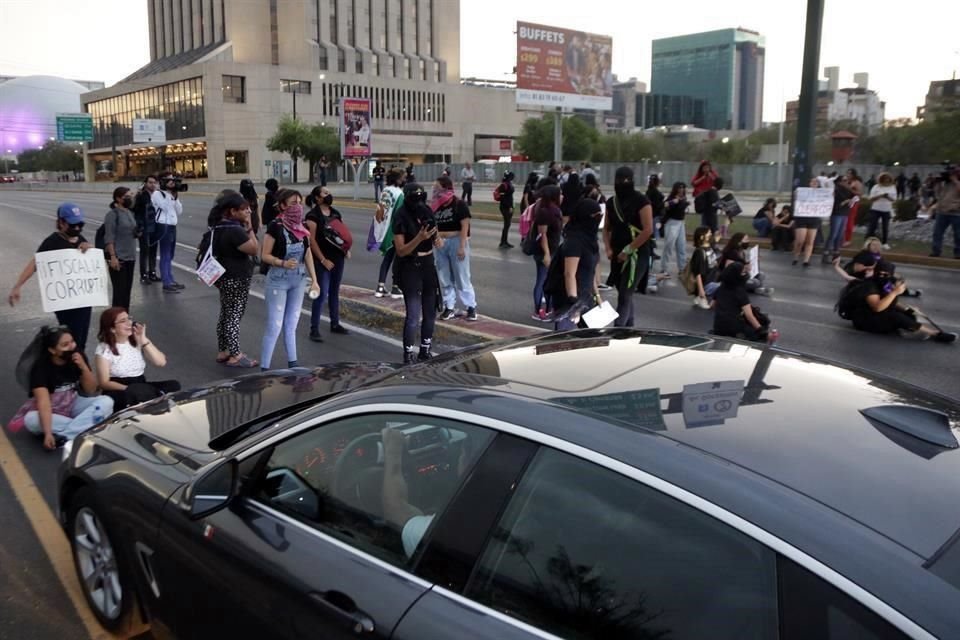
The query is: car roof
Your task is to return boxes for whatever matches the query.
[400,328,960,560]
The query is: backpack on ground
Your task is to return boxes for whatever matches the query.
[836,279,871,320]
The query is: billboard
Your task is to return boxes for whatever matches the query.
[133,118,166,143]
[516,21,613,111]
[339,97,372,159]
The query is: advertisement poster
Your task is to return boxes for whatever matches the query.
[339,98,372,159]
[794,187,834,218]
[34,249,109,312]
[515,21,613,111]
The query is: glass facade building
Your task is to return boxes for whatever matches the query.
[86,77,205,148]
[651,29,764,131]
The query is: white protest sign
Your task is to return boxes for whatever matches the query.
[682,380,745,427]
[34,249,110,312]
[746,245,759,278]
[794,187,834,218]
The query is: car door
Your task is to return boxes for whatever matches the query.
[152,411,497,639]
[395,445,782,640]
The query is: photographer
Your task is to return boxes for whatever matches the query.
[837,259,956,343]
[929,167,960,259]
[152,173,185,293]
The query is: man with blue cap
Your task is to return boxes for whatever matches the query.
[8,203,95,352]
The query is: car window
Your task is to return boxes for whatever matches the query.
[252,413,494,569]
[466,448,779,640]
[779,556,908,639]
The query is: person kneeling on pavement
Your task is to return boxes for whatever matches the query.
[9,326,114,450]
[713,262,772,342]
[836,258,956,343]
[94,307,181,411]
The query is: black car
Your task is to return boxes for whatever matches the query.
[58,329,960,640]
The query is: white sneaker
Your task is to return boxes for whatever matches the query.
[693,296,711,310]
[647,285,658,294]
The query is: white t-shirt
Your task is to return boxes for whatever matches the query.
[869,184,897,213]
[95,342,146,379]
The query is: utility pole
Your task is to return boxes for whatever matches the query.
[792,0,826,196]
[110,119,118,178]
[553,107,563,164]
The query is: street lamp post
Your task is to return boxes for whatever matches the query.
[792,0,826,196]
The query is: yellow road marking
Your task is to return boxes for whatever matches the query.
[0,426,124,640]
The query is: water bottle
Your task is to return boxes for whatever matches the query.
[92,403,104,426]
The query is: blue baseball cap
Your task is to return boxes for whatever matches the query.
[56,203,84,225]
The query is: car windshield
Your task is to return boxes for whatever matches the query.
[209,396,334,451]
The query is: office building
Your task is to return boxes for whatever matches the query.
[81,0,526,180]
[917,79,960,121]
[786,69,885,133]
[651,28,765,131]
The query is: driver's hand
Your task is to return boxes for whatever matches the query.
[381,428,405,465]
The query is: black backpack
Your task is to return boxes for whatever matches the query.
[94,224,106,250]
[836,280,871,320]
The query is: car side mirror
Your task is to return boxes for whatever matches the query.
[187,459,238,519]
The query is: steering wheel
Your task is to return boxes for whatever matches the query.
[331,432,385,517]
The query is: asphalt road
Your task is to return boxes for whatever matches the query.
[1,188,959,639]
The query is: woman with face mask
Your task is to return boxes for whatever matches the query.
[8,326,113,451]
[305,186,351,342]
[553,196,603,331]
[8,203,95,353]
[260,189,320,369]
[104,187,140,310]
[713,262,771,342]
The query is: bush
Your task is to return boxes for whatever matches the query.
[893,199,919,221]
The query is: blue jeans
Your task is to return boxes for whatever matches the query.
[931,212,960,257]
[156,223,177,285]
[661,219,687,274]
[24,394,114,440]
[435,238,476,309]
[533,256,552,313]
[827,215,847,252]
[311,256,345,330]
[374,179,384,201]
[752,217,772,237]
[261,265,307,368]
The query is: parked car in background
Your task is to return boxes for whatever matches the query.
[59,329,960,639]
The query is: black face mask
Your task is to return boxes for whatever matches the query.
[121,196,134,209]
[64,226,83,238]
[322,194,334,206]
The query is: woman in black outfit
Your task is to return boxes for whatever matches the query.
[520,172,539,210]
[239,179,261,234]
[719,233,772,296]
[552,198,602,331]
[496,171,516,248]
[393,183,441,364]
[713,262,770,342]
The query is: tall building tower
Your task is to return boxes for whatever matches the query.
[651,28,765,131]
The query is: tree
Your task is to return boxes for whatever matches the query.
[266,115,309,182]
[15,141,83,173]
[592,133,659,163]
[516,115,598,162]
[301,123,341,180]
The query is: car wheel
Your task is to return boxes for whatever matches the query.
[67,487,140,633]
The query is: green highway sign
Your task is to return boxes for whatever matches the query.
[56,113,94,142]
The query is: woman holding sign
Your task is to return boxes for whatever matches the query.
[8,203,95,352]
[792,184,824,268]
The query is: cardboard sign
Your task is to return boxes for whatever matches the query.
[794,187,834,218]
[681,380,745,427]
[34,249,110,312]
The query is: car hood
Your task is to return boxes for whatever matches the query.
[87,363,401,467]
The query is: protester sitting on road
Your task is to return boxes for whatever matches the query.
[752,198,777,238]
[9,326,113,450]
[103,187,139,311]
[834,238,922,297]
[261,189,320,369]
[94,307,180,411]
[836,260,956,343]
[770,205,795,251]
[686,226,719,310]
[719,233,773,296]
[8,203,94,353]
[712,262,772,343]
[197,193,260,367]
[393,183,441,364]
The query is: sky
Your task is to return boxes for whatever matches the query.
[1,0,957,122]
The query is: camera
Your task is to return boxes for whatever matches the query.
[161,174,189,193]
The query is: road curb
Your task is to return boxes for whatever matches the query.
[336,284,544,348]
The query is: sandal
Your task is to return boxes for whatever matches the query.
[216,354,230,363]
[223,354,259,368]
